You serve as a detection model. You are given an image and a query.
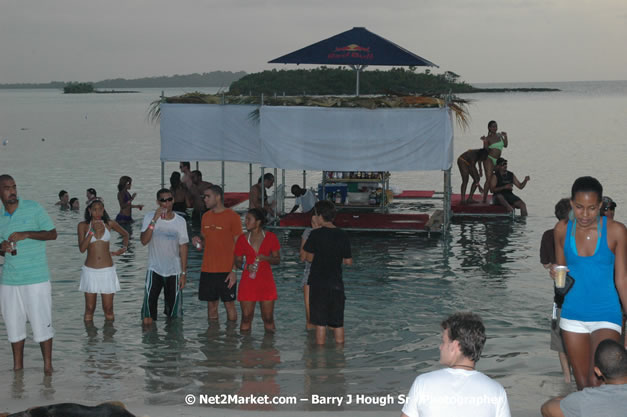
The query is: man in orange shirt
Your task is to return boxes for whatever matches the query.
[192,185,243,321]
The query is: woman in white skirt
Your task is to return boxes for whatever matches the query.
[77,198,129,321]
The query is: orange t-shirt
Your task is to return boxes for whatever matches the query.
[201,209,243,273]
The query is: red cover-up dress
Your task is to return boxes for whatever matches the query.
[234,231,281,301]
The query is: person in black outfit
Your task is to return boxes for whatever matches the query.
[303,201,352,345]
[490,157,530,216]
[540,197,572,383]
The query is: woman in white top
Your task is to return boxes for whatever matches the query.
[77,198,129,322]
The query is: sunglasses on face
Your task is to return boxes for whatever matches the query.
[159,197,174,202]
[202,194,211,199]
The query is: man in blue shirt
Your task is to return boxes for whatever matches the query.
[0,175,57,374]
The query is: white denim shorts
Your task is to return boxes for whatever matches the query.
[0,281,55,343]
[559,317,622,334]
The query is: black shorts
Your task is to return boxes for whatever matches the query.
[309,286,346,328]
[495,192,521,205]
[199,272,237,302]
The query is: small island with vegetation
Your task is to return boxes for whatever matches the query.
[63,82,139,94]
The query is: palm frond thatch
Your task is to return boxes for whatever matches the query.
[148,93,473,130]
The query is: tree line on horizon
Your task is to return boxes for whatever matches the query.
[0,71,247,89]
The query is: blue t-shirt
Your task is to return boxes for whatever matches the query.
[0,199,55,285]
[562,217,622,325]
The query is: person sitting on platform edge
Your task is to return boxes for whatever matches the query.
[540,339,627,417]
[490,158,530,216]
[401,312,511,417]
[290,184,317,214]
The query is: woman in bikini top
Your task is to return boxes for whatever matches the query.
[481,120,508,203]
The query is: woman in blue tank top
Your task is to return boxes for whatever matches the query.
[554,176,627,390]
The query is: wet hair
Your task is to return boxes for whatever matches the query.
[191,170,202,180]
[571,176,603,203]
[313,200,336,222]
[207,184,223,201]
[84,199,110,224]
[488,120,497,128]
[247,208,267,226]
[594,339,627,380]
[69,198,79,208]
[156,188,172,200]
[441,312,486,363]
[86,188,97,197]
[257,173,275,184]
[554,198,571,221]
[496,157,507,166]
[180,161,190,170]
[170,171,182,189]
[117,176,132,192]
[58,190,68,199]
[0,174,14,184]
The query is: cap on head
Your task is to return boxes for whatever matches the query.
[496,158,507,166]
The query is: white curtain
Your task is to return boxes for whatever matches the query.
[160,103,453,171]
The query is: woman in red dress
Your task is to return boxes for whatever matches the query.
[234,208,281,332]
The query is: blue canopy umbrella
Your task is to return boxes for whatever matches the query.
[268,27,438,95]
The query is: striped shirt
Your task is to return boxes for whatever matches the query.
[0,199,55,286]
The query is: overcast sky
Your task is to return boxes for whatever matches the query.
[2,0,626,84]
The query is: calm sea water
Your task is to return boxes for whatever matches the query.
[1,81,627,416]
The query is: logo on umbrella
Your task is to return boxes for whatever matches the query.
[329,44,374,60]
[334,44,371,53]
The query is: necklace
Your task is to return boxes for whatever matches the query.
[451,364,475,370]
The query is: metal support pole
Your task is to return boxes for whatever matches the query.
[443,169,452,231]
[161,161,165,189]
[273,168,278,223]
[221,161,225,191]
[249,164,253,190]
[260,167,265,213]
[302,170,306,188]
[281,169,286,215]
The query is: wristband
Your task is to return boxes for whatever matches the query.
[180,271,187,275]
[148,224,155,230]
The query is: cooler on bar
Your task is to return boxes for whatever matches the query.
[318,183,348,204]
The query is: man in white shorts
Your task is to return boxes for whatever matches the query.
[0,175,57,374]
[140,188,189,327]
[401,312,511,417]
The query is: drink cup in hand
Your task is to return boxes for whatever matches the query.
[554,265,568,288]
[9,240,17,256]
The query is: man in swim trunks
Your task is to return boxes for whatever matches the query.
[0,175,58,375]
[191,185,242,322]
[490,158,530,216]
[140,189,189,327]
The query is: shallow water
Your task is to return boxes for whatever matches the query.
[1,82,627,416]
